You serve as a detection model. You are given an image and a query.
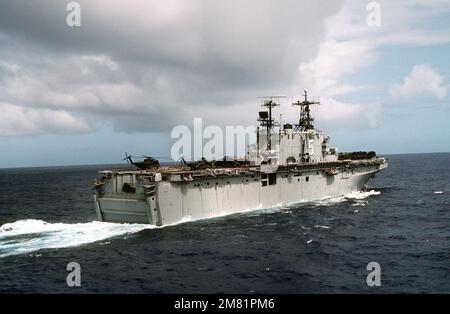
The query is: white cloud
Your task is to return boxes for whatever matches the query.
[0,103,92,136]
[0,0,449,136]
[292,0,450,129]
[314,97,381,129]
[0,0,345,134]
[297,39,377,98]
[389,64,447,101]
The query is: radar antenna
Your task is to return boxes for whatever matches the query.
[257,96,285,150]
[292,90,319,131]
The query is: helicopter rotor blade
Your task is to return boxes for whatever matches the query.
[141,155,169,160]
[123,152,132,164]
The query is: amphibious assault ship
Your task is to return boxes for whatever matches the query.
[93,91,387,226]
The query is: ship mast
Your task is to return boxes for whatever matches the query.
[258,96,284,150]
[292,90,319,131]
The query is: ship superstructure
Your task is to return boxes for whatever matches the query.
[93,91,387,226]
[249,91,337,166]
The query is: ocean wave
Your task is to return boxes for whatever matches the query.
[312,190,381,206]
[352,200,368,207]
[345,190,381,199]
[0,219,154,258]
[314,225,330,229]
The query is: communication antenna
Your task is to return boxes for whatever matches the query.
[257,96,285,150]
[292,90,320,131]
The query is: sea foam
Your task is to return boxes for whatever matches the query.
[0,219,154,258]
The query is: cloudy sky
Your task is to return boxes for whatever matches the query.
[0,0,449,167]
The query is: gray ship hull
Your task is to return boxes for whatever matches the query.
[93,159,387,226]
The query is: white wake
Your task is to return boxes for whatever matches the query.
[0,219,154,258]
[312,190,381,206]
[346,190,381,199]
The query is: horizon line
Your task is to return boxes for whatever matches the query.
[1,151,449,170]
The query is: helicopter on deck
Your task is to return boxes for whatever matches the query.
[123,152,160,170]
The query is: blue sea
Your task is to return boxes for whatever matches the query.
[0,153,449,293]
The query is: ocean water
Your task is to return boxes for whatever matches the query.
[0,153,449,293]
